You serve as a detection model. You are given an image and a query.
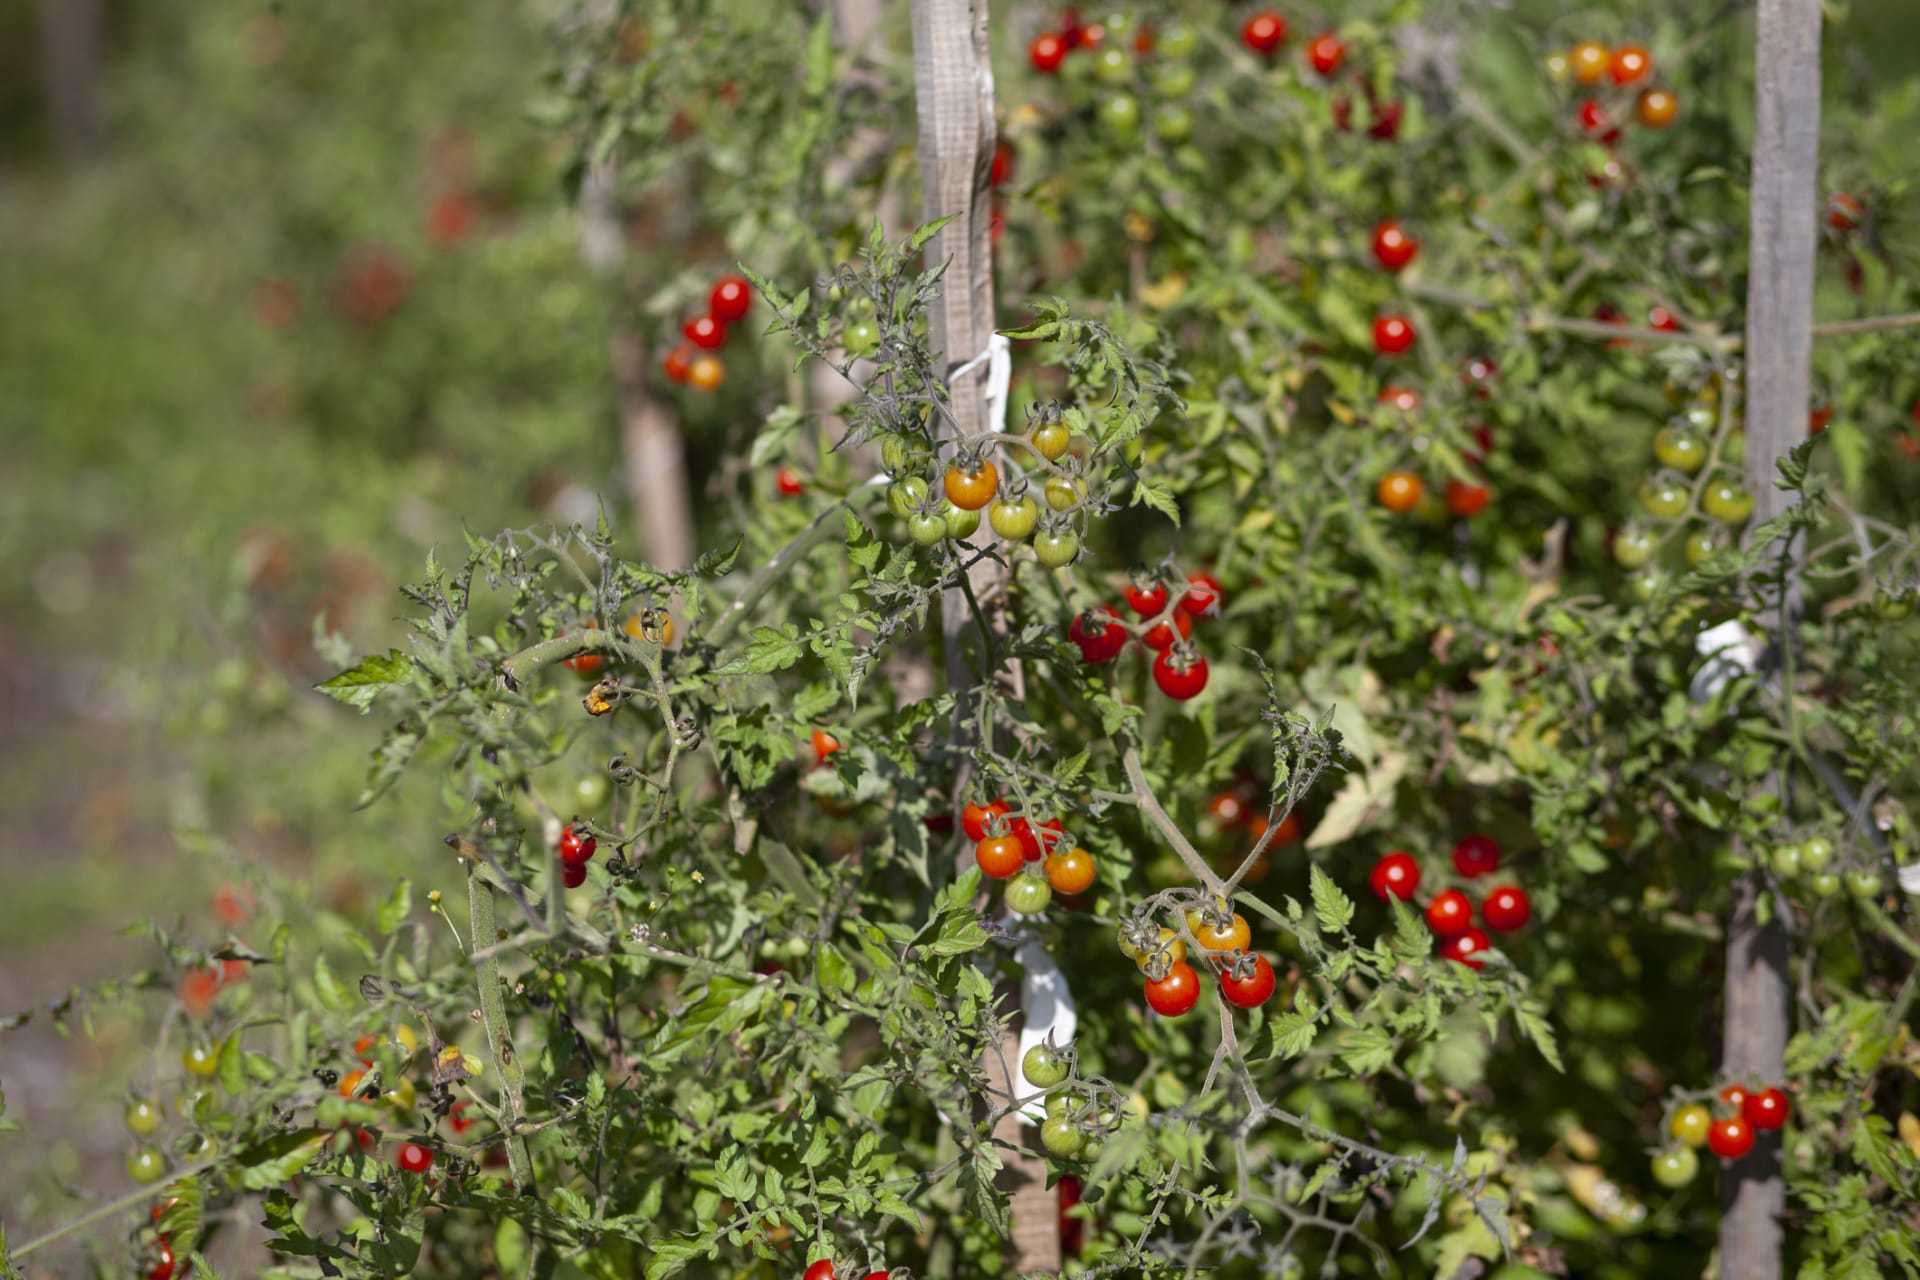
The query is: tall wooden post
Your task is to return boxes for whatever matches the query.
[1723,0,1822,1273]
[909,2,1059,1271]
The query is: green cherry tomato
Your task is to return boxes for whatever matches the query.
[1045,1092,1071,1120]
[887,476,928,519]
[1653,426,1708,473]
[1874,588,1915,620]
[1809,871,1841,898]
[1638,479,1689,520]
[944,504,981,541]
[1683,529,1726,568]
[1040,1115,1085,1158]
[1613,527,1656,570]
[1156,20,1198,58]
[1669,1104,1711,1147]
[182,1044,219,1078]
[1044,475,1084,512]
[880,433,930,476]
[1022,1043,1069,1088]
[1154,106,1194,143]
[908,512,948,547]
[1846,869,1881,898]
[1631,571,1663,603]
[126,1145,167,1184]
[125,1098,162,1136]
[988,495,1040,541]
[1722,430,1747,465]
[1100,94,1141,135]
[1771,842,1802,878]
[844,319,879,357]
[573,773,610,811]
[1799,837,1833,872]
[1005,872,1052,915]
[1652,1146,1699,1189]
[1702,478,1755,524]
[1030,421,1070,461]
[1094,48,1132,84]
[1033,528,1080,570]
[1152,63,1197,98]
[1682,404,1715,432]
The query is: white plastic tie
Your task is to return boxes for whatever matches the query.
[1690,619,1760,703]
[950,332,1013,439]
[1012,933,1076,1122]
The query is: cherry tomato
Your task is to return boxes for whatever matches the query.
[126,1097,162,1136]
[1480,884,1531,933]
[1670,1104,1712,1147]
[688,354,724,391]
[1030,32,1068,72]
[811,729,841,763]
[1648,306,1680,332]
[1609,45,1652,85]
[127,1145,167,1183]
[1030,420,1070,461]
[559,825,596,865]
[1152,646,1208,700]
[887,476,929,519]
[1033,527,1081,569]
[1636,88,1679,128]
[1207,792,1245,827]
[1040,1114,1085,1157]
[1799,836,1834,871]
[1125,578,1168,616]
[1449,834,1499,878]
[1005,871,1053,915]
[391,1140,434,1174]
[988,495,1039,540]
[962,799,1010,842]
[1827,192,1864,232]
[662,343,694,383]
[561,860,587,888]
[1569,40,1609,85]
[684,314,726,350]
[1439,927,1492,969]
[1707,1116,1754,1159]
[1044,474,1084,512]
[1046,846,1097,896]
[776,468,805,497]
[1220,955,1276,1009]
[1013,816,1064,861]
[1425,889,1473,936]
[1098,94,1140,135]
[1189,909,1252,954]
[975,835,1025,880]
[1847,869,1881,898]
[1372,314,1416,355]
[1366,98,1405,141]
[1376,470,1422,514]
[1120,925,1187,969]
[447,1099,474,1135]
[945,504,981,541]
[1023,1042,1069,1088]
[1639,479,1688,519]
[1069,606,1127,664]
[1378,385,1421,414]
[1444,479,1490,518]
[1577,99,1620,143]
[182,1044,219,1078]
[1141,610,1193,651]
[1241,12,1287,55]
[907,512,947,546]
[1718,1083,1749,1111]
[1652,1146,1699,1188]
[1743,1087,1790,1131]
[1306,31,1346,76]
[710,275,753,324]
[1370,220,1419,273]
[1702,479,1754,524]
[1653,424,1707,472]
[1144,962,1202,1016]
[1369,852,1421,901]
[1613,526,1656,569]
[1179,572,1223,618]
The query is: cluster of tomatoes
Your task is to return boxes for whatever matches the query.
[143,1198,192,1280]
[1552,39,1679,147]
[1205,786,1304,885]
[1126,895,1278,1018]
[661,274,753,392]
[1066,569,1218,701]
[800,1259,891,1280]
[965,798,1094,915]
[1653,1083,1793,1187]
[1610,398,1756,593]
[880,410,1088,568]
[1368,834,1530,970]
[1769,833,1884,901]
[557,823,598,889]
[1374,355,1500,521]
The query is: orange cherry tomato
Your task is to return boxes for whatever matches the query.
[1377,470,1422,514]
[943,458,1000,511]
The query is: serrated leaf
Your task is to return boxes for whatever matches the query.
[695,538,743,577]
[1338,1025,1395,1075]
[718,625,808,675]
[1514,1001,1564,1072]
[377,878,412,935]
[1309,865,1354,935]
[315,651,412,713]
[237,1130,328,1190]
[1265,1011,1318,1060]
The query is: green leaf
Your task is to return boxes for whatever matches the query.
[1265,1011,1319,1060]
[237,1129,328,1190]
[717,625,808,675]
[695,538,743,577]
[815,942,855,996]
[1338,1025,1395,1075]
[1514,1001,1564,1072]
[1129,476,1183,525]
[1310,865,1354,935]
[907,215,956,254]
[960,1149,1010,1236]
[377,878,412,935]
[354,720,421,809]
[313,954,352,1013]
[646,1236,708,1280]
[315,650,411,713]
[217,1031,246,1096]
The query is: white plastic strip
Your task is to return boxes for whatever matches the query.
[1690,619,1760,702]
[1013,934,1076,1122]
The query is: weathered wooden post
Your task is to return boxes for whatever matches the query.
[1723,0,1823,1273]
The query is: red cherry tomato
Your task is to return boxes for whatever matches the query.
[1241,12,1287,55]
[1013,816,1064,861]
[396,1142,434,1173]
[1369,851,1421,901]
[803,1261,838,1280]
[1481,884,1531,933]
[961,799,1010,842]
[1207,791,1245,826]
[811,728,841,762]
[1144,962,1202,1016]
[1059,1173,1085,1256]
[991,140,1013,188]
[146,1240,176,1280]
[662,343,695,383]
[1069,606,1127,663]
[1577,98,1621,143]
[975,835,1025,880]
[1372,314,1416,356]
[1609,45,1652,85]
[1029,33,1067,72]
[1179,572,1223,618]
[562,861,587,888]
[776,468,805,497]
[1424,889,1473,936]
[685,314,727,350]
[1152,646,1209,700]
[1439,927,1492,969]
[1125,579,1169,616]
[1220,955,1277,1009]
[1451,833,1500,878]
[1648,305,1681,332]
[1445,479,1490,518]
[1378,385,1421,414]
[559,825,596,865]
[1370,220,1419,273]
[1141,610,1193,651]
[1707,1116,1755,1159]
[1743,1087,1790,1131]
[1718,1083,1750,1111]
[1306,32,1346,76]
[709,275,752,324]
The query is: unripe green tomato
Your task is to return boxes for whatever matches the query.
[1638,479,1688,520]
[1702,479,1754,524]
[125,1098,161,1136]
[1669,1104,1711,1147]
[908,513,948,547]
[1005,873,1053,915]
[1651,1146,1699,1188]
[1046,1092,1071,1120]
[1040,1115,1085,1158]
[1846,869,1881,898]
[1722,430,1747,465]
[1044,475,1084,512]
[944,504,981,541]
[126,1145,167,1184]
[1033,528,1081,569]
[1100,94,1141,135]
[1683,405,1715,433]
[1100,10,1135,36]
[783,935,809,959]
[1771,842,1802,878]
[1653,426,1708,473]
[1631,572,1662,603]
[1873,588,1915,620]
[1799,837,1834,871]
[1152,63,1196,98]
[988,495,1040,540]
[182,1044,219,1078]
[880,433,927,476]
[1093,48,1132,85]
[1156,20,1197,58]
[1613,527,1656,569]
[1683,529,1725,568]
[1022,1043,1069,1088]
[844,319,879,357]
[887,477,928,519]
[1078,1134,1105,1163]
[1809,872,1841,898]
[573,773,610,811]
[1030,422,1070,461]
[1154,106,1194,143]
